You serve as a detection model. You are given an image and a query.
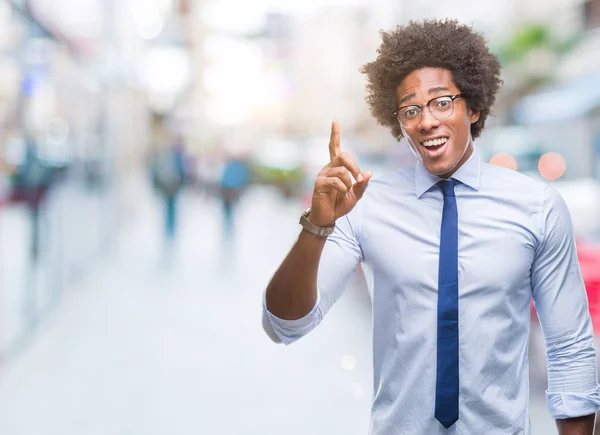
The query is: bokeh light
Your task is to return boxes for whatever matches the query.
[351,382,365,401]
[489,153,518,171]
[538,152,566,181]
[340,354,357,371]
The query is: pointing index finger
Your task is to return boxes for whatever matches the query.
[329,119,341,161]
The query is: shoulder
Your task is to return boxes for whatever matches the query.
[480,163,575,236]
[480,162,548,196]
[539,183,571,227]
[477,163,554,235]
[480,162,553,215]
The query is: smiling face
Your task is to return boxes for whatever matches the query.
[396,68,480,178]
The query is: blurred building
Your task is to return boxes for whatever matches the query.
[502,0,600,182]
[0,0,195,361]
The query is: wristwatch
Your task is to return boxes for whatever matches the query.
[299,208,335,237]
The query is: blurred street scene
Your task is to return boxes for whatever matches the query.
[0,0,600,434]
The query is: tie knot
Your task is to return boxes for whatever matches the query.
[439,179,455,198]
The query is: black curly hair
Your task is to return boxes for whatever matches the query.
[360,19,502,140]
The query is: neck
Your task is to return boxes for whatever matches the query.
[440,142,473,179]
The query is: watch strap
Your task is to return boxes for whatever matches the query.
[299,208,335,237]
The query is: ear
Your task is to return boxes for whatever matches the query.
[469,108,480,124]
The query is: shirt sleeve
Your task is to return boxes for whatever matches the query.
[531,185,600,419]
[262,212,363,345]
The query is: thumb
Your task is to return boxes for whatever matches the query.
[351,170,372,200]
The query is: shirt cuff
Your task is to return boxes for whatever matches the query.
[546,386,600,419]
[262,291,322,345]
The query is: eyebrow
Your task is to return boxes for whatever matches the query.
[397,87,453,107]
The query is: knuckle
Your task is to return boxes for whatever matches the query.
[325,166,338,176]
[334,167,347,177]
[318,167,332,177]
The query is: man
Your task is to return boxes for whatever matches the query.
[262,19,600,434]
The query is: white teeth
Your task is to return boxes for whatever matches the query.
[422,138,448,147]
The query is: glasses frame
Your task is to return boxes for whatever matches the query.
[393,94,464,127]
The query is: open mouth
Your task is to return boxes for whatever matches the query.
[420,137,449,153]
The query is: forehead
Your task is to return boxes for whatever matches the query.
[396,68,458,99]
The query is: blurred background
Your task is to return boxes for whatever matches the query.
[0,0,599,434]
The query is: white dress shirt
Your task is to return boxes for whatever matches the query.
[263,148,600,434]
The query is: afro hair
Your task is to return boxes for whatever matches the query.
[360,19,502,140]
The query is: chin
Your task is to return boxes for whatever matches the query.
[423,161,455,177]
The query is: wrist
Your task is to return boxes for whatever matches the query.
[299,208,335,237]
[305,210,335,228]
[299,228,329,242]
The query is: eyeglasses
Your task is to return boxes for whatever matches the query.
[393,94,464,128]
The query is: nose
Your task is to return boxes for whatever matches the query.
[418,108,440,131]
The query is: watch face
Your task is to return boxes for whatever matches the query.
[321,227,334,237]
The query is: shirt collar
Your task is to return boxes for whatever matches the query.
[414,146,482,198]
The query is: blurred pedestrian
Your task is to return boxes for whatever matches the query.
[219,155,251,238]
[12,138,54,263]
[150,134,187,252]
[263,20,599,434]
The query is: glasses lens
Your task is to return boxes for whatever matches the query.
[430,97,454,120]
[398,107,421,127]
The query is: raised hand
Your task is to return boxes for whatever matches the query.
[308,119,372,227]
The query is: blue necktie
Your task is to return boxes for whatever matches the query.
[435,179,459,429]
